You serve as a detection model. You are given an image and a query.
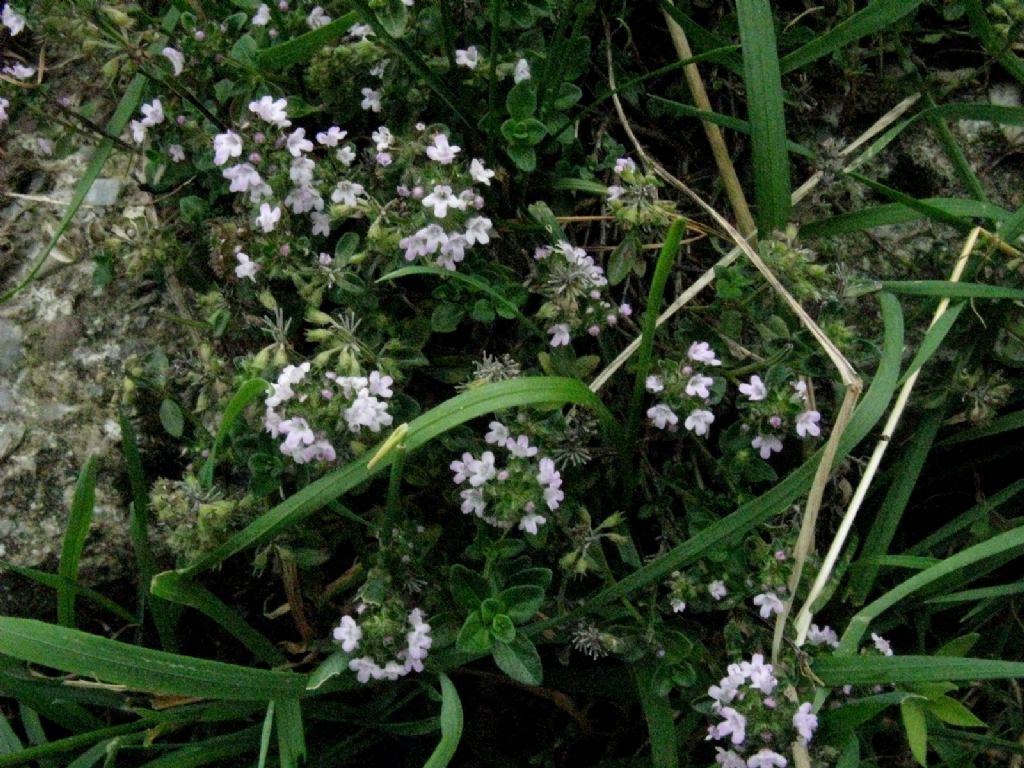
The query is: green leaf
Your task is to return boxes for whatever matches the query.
[0,619,307,700]
[927,696,986,728]
[455,612,492,655]
[551,82,582,111]
[901,698,929,767]
[150,572,283,665]
[258,702,274,768]
[334,232,360,263]
[507,568,553,589]
[935,634,981,656]
[506,80,537,119]
[0,560,134,624]
[374,0,408,37]
[275,699,305,768]
[634,664,678,768]
[492,635,542,686]
[305,651,349,692]
[736,0,791,232]
[159,399,185,438]
[430,303,465,333]
[657,0,744,74]
[607,236,638,286]
[936,408,1024,448]
[780,0,923,73]
[496,585,545,624]
[879,280,1024,300]
[801,198,1009,239]
[963,0,1024,85]
[179,196,208,225]
[199,379,269,489]
[422,674,463,768]
[176,377,619,576]
[896,303,965,387]
[506,144,536,172]
[255,11,360,70]
[815,655,1024,685]
[449,565,490,611]
[490,614,516,644]
[58,457,98,628]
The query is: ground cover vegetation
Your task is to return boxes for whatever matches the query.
[2,0,1024,765]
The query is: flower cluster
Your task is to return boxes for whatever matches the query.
[735,374,821,460]
[263,362,394,464]
[646,341,724,436]
[450,422,564,534]
[604,157,677,229]
[333,602,432,684]
[706,654,818,768]
[666,569,729,614]
[532,240,627,347]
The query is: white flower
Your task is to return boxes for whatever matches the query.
[536,457,561,489]
[161,46,184,76]
[222,163,263,193]
[1,62,33,79]
[460,487,486,517]
[518,513,546,535]
[485,422,509,446]
[468,451,497,487]
[513,58,531,83]
[871,632,894,656]
[255,203,281,233]
[606,185,625,201]
[213,131,243,166]
[450,452,475,485]
[336,145,356,165]
[289,156,315,185]
[751,434,783,460]
[316,126,347,146]
[139,98,164,127]
[708,580,727,600]
[348,22,374,40]
[792,702,818,745]
[684,409,715,437]
[168,144,185,162]
[687,341,721,366]
[792,379,808,402]
[745,654,777,694]
[422,185,461,218]
[332,615,362,653]
[795,410,821,438]
[807,624,839,648]
[710,706,746,746]
[469,158,495,186]
[331,180,365,207]
[286,127,314,157]
[248,95,291,127]
[426,133,461,164]
[686,373,714,399]
[548,323,571,347]
[506,435,537,458]
[647,404,678,430]
[130,120,147,144]
[671,598,686,613]
[307,6,331,28]
[615,157,637,174]
[645,375,664,393]
[455,46,479,69]
[746,749,788,768]
[360,87,382,112]
[371,125,393,151]
[367,371,393,398]
[0,96,9,126]
[738,374,767,401]
[348,656,382,684]
[344,391,393,433]
[234,252,260,281]
[715,748,746,768]
[1,3,26,35]
[266,363,310,407]
[284,185,323,213]
[464,216,493,246]
[752,592,783,619]
[252,4,271,26]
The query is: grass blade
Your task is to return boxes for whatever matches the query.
[635,664,678,768]
[963,0,1024,85]
[0,619,307,700]
[422,674,462,768]
[120,411,178,651]
[136,726,263,768]
[815,655,1024,685]
[176,377,618,576]
[198,379,270,489]
[258,702,274,768]
[896,303,964,387]
[255,11,359,70]
[998,202,1024,244]
[736,0,791,232]
[657,1,744,74]
[780,0,923,73]
[0,560,134,624]
[0,722,154,768]
[879,281,1024,300]
[926,581,1024,605]
[800,199,1010,239]
[275,699,305,768]
[905,478,1024,555]
[150,573,284,665]
[58,457,98,628]
[936,407,1024,447]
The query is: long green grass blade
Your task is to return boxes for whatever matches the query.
[780,0,923,73]
[905,478,1024,555]
[658,1,744,74]
[936,407,1024,447]
[847,172,974,233]
[275,699,305,768]
[150,573,284,665]
[736,0,791,233]
[0,722,153,768]
[58,457,98,628]
[838,526,1024,654]
[422,674,463,768]
[635,665,678,768]
[258,702,274,768]
[255,11,359,70]
[531,293,904,627]
[815,655,1024,685]
[198,379,270,489]
[120,412,178,651]
[879,281,1024,300]
[926,581,1024,605]
[0,560,134,623]
[136,726,263,768]
[896,303,964,387]
[848,408,944,604]
[0,710,21,755]
[177,377,618,576]
[963,0,1024,85]
[801,199,1010,239]
[0,619,307,700]
[998,202,1024,244]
